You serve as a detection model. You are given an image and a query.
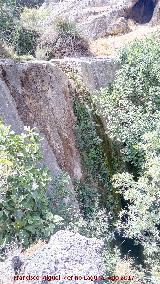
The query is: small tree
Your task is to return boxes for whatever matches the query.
[0,122,62,248]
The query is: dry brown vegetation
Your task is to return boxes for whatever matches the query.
[90,24,160,56]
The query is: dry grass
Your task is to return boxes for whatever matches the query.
[90,24,160,56]
[23,239,46,258]
[114,258,145,284]
[0,41,15,59]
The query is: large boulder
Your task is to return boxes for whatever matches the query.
[0,230,105,284]
[39,0,135,40]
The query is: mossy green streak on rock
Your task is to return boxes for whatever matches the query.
[74,98,121,213]
[93,113,114,177]
[70,77,120,214]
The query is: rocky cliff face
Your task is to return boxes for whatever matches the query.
[0,59,84,217]
[0,59,81,180]
[41,0,160,40]
[0,57,119,178]
[0,57,119,217]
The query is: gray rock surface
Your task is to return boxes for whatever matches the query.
[39,0,138,40]
[0,59,81,180]
[20,230,105,284]
[40,0,160,40]
[51,56,120,91]
[151,0,160,25]
[0,59,81,216]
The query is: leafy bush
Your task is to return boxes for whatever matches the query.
[49,172,78,223]
[74,181,100,219]
[0,1,39,57]
[16,0,43,7]
[55,18,77,37]
[93,34,160,172]
[20,6,51,32]
[73,96,120,213]
[92,34,160,281]
[0,0,20,44]
[0,122,62,248]
[12,26,39,56]
[113,123,160,282]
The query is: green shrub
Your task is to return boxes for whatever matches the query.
[49,172,78,223]
[20,7,51,32]
[16,0,43,7]
[0,122,62,249]
[74,181,100,219]
[73,95,120,213]
[55,18,77,37]
[113,123,160,281]
[0,1,39,57]
[93,34,160,172]
[0,1,20,44]
[92,34,160,281]
[13,26,39,56]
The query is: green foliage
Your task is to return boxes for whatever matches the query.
[12,26,39,56]
[113,124,160,281]
[20,6,51,32]
[0,0,39,57]
[16,0,43,7]
[0,0,20,44]
[68,201,122,278]
[73,96,120,213]
[75,181,100,219]
[92,34,160,281]
[0,122,62,248]
[55,18,77,37]
[93,34,160,171]
[49,172,77,223]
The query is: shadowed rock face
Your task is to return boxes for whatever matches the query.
[127,0,156,24]
[0,60,82,180]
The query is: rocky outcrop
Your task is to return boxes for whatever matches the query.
[40,0,131,39]
[40,0,159,40]
[0,230,105,284]
[0,59,82,180]
[51,57,120,91]
[151,0,160,25]
[0,56,119,216]
[0,59,82,217]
